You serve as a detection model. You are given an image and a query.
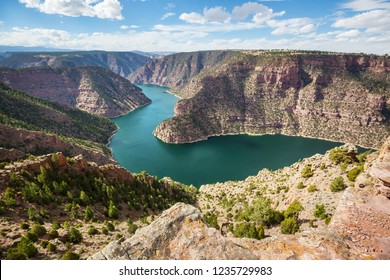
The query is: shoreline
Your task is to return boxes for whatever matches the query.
[154,130,378,150]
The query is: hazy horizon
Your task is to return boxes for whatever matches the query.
[0,0,389,55]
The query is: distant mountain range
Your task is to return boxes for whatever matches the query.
[0,50,150,78]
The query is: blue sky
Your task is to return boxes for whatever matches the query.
[0,0,389,54]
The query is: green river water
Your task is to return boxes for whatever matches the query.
[109,84,345,187]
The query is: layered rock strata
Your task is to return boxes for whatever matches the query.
[128,50,234,88]
[0,66,151,117]
[0,51,149,78]
[153,51,390,149]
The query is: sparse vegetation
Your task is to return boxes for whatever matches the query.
[307,185,319,193]
[301,165,314,178]
[67,227,83,244]
[314,204,328,219]
[330,176,347,192]
[61,251,80,260]
[280,217,299,234]
[347,166,363,182]
[203,212,220,230]
[234,222,265,240]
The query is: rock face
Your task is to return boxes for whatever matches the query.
[90,203,257,260]
[0,51,149,78]
[0,66,151,117]
[0,125,113,165]
[0,83,116,162]
[89,202,368,260]
[153,51,390,149]
[128,50,234,89]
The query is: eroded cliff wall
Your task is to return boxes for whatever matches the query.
[153,51,390,148]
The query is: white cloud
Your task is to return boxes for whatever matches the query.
[179,12,207,24]
[336,29,362,38]
[2,26,389,55]
[203,7,230,22]
[267,18,316,35]
[340,0,390,11]
[179,6,230,24]
[19,0,124,20]
[333,9,390,33]
[120,25,141,30]
[179,2,284,25]
[161,12,175,21]
[232,2,285,23]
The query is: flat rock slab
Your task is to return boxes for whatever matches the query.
[369,162,390,186]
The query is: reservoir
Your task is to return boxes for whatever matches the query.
[109,84,344,187]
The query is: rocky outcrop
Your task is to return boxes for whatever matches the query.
[128,50,234,89]
[153,51,390,149]
[0,125,114,165]
[0,147,25,162]
[89,202,367,260]
[90,203,257,260]
[0,66,151,117]
[0,51,149,78]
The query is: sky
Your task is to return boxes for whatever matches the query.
[0,0,389,54]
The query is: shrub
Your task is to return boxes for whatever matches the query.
[234,222,265,240]
[127,219,138,235]
[25,232,38,242]
[296,182,306,189]
[102,227,109,235]
[79,191,90,206]
[47,242,56,253]
[52,221,61,230]
[324,216,332,225]
[84,206,94,221]
[203,212,220,230]
[108,200,119,219]
[4,187,16,207]
[307,185,318,193]
[330,176,347,192]
[40,240,49,249]
[61,251,80,260]
[48,229,59,239]
[329,147,355,164]
[6,248,27,260]
[17,237,38,258]
[280,216,299,234]
[284,200,303,219]
[67,227,83,244]
[237,196,284,227]
[88,226,98,236]
[31,224,46,237]
[20,223,30,230]
[301,165,314,178]
[27,207,42,224]
[104,221,115,232]
[320,163,326,170]
[314,204,328,219]
[347,166,363,182]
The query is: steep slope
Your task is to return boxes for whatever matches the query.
[0,51,149,78]
[0,67,151,117]
[0,152,196,260]
[154,51,390,149]
[128,50,235,88]
[0,83,116,163]
[91,138,390,260]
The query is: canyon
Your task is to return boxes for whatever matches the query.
[0,66,151,117]
[132,50,389,149]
